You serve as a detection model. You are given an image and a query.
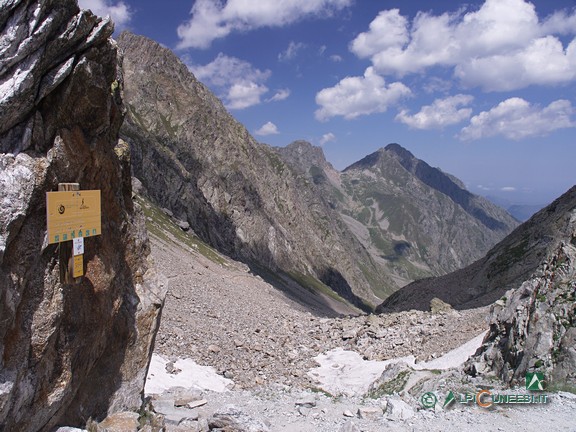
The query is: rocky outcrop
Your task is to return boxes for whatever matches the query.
[464,188,576,387]
[0,1,165,431]
[118,32,393,309]
[377,186,575,312]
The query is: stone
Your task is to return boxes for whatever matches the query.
[96,412,139,432]
[343,410,355,418]
[430,297,453,314]
[186,399,208,409]
[386,397,415,421]
[53,428,87,432]
[357,406,382,420]
[0,1,167,431]
[152,398,198,425]
[295,396,317,408]
[208,345,221,354]
[176,219,190,231]
[209,405,269,432]
[342,329,358,340]
[339,420,361,432]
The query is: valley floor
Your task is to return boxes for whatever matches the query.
[147,230,576,432]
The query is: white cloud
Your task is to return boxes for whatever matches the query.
[459,98,576,140]
[319,132,336,145]
[501,186,517,192]
[190,54,270,109]
[268,89,291,102]
[396,94,474,129]
[177,0,352,49]
[349,0,576,90]
[255,121,280,136]
[78,0,131,28]
[350,9,409,58]
[279,41,306,61]
[315,67,412,121]
[329,54,343,62]
[227,82,269,110]
[455,36,576,91]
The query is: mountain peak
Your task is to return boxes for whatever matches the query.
[384,143,415,159]
[278,140,331,171]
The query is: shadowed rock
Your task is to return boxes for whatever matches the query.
[0,1,166,430]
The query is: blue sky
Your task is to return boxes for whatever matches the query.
[78,0,576,206]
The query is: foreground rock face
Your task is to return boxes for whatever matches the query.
[466,189,576,387]
[0,1,165,430]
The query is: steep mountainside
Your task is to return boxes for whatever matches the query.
[0,1,165,431]
[117,32,394,308]
[279,142,518,287]
[461,186,576,389]
[378,186,576,312]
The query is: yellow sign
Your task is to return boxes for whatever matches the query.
[73,254,84,278]
[47,190,101,244]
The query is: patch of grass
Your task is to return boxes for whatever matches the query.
[357,207,372,225]
[288,271,352,306]
[136,195,227,266]
[368,228,394,255]
[548,382,576,394]
[490,239,530,275]
[366,369,411,398]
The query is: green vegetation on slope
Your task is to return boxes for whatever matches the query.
[136,195,227,266]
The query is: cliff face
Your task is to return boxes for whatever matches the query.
[465,187,576,387]
[0,1,165,430]
[118,32,394,308]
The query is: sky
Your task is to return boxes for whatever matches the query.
[78,0,576,206]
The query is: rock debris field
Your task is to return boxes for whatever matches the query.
[146,230,576,432]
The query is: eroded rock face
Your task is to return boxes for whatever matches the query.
[465,188,576,388]
[0,1,166,430]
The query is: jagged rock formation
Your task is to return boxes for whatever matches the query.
[0,1,166,431]
[378,186,576,313]
[279,142,518,287]
[117,32,393,308]
[464,187,576,387]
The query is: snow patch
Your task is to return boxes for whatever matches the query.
[145,354,233,395]
[308,331,486,396]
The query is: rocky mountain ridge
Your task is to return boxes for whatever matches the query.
[279,141,518,287]
[117,32,392,309]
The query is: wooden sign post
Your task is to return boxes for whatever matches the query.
[46,183,102,284]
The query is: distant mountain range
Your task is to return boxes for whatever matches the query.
[485,195,546,222]
[117,32,518,310]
